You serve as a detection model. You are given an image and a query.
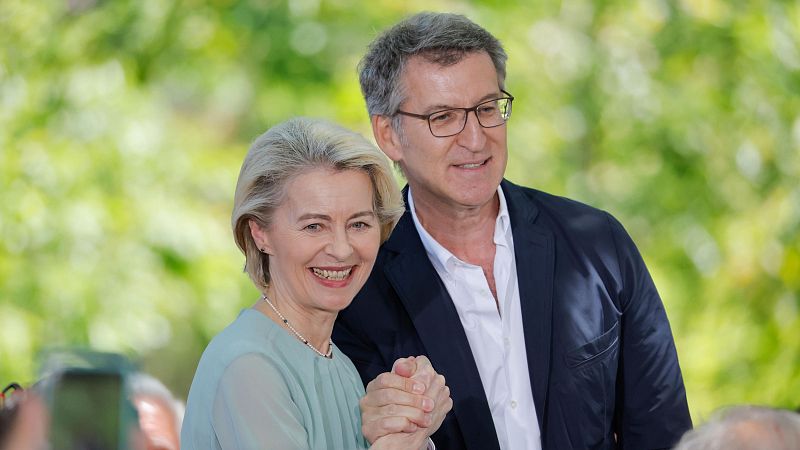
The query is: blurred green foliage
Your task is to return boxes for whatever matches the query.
[1,0,798,424]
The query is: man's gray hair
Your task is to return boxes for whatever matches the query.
[359,11,507,124]
[673,405,800,450]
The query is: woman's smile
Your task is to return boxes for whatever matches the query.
[310,266,355,286]
[251,167,381,316]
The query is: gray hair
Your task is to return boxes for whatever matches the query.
[128,372,185,432]
[231,117,404,292]
[359,11,508,133]
[673,405,800,450]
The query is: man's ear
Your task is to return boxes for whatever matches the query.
[248,219,272,254]
[371,115,403,163]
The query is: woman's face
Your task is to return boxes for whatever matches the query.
[252,167,381,315]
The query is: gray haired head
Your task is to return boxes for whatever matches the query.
[128,372,185,432]
[359,12,507,120]
[674,405,800,450]
[231,117,404,292]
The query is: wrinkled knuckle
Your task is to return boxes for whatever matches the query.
[418,396,428,409]
[380,417,396,432]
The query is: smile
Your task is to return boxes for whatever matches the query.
[455,159,488,169]
[311,267,353,281]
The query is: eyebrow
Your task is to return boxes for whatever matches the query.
[423,92,503,113]
[297,210,376,221]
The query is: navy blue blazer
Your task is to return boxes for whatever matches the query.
[333,179,691,450]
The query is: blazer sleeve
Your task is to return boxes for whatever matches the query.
[333,302,389,387]
[606,212,692,449]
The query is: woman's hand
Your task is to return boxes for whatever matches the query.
[361,356,453,445]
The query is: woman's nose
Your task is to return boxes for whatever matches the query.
[326,230,354,261]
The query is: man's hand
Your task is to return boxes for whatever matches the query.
[413,356,452,438]
[361,356,453,445]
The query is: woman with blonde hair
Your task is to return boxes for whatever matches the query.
[182,117,451,450]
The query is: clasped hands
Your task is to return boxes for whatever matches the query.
[364,356,453,450]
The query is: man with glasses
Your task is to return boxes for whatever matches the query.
[334,12,691,450]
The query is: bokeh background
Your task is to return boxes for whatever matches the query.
[1,0,798,424]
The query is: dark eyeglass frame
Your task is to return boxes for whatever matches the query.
[0,382,23,409]
[395,89,514,138]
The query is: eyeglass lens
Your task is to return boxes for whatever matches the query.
[429,97,512,137]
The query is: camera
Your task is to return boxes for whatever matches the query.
[37,350,139,450]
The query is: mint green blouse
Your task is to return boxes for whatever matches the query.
[181,308,369,450]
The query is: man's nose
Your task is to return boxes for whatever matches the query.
[456,110,488,151]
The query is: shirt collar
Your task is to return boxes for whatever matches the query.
[408,185,511,274]
[495,184,511,238]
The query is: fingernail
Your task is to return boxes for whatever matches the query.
[422,398,434,410]
[413,382,425,394]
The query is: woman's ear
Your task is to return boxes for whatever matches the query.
[248,219,272,254]
[371,115,404,163]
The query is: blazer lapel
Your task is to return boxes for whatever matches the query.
[502,180,555,432]
[382,197,501,450]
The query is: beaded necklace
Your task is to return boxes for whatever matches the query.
[261,294,332,358]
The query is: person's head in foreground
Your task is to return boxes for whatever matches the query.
[673,405,800,450]
[129,372,184,450]
[0,385,49,450]
[232,116,404,351]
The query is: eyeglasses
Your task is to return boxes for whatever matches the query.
[1,382,23,410]
[395,90,514,138]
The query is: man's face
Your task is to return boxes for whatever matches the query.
[380,51,508,213]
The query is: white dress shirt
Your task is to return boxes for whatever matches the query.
[408,187,542,450]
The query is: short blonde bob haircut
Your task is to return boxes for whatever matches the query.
[231,117,404,292]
